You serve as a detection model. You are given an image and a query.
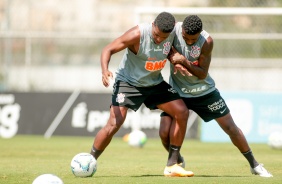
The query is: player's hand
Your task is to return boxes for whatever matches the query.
[168,47,186,65]
[102,70,113,87]
[174,64,193,76]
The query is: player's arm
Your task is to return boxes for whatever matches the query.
[173,64,193,76]
[170,36,213,79]
[100,26,140,87]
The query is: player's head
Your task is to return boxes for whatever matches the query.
[182,15,202,35]
[182,15,202,45]
[152,12,175,44]
[154,12,175,33]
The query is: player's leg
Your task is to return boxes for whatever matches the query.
[189,90,251,156]
[216,113,272,177]
[145,81,193,176]
[90,80,144,160]
[157,100,193,177]
[90,105,128,159]
[158,99,188,164]
[159,114,171,152]
[216,113,250,152]
[159,113,185,166]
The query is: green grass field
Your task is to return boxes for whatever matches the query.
[0,135,281,184]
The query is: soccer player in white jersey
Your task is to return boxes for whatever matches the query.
[90,12,194,177]
[159,15,272,177]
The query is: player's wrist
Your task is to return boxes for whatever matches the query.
[181,57,188,66]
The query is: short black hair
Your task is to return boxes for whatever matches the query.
[182,15,202,35]
[154,12,175,33]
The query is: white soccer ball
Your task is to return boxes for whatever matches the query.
[268,132,282,149]
[70,152,97,177]
[32,174,63,184]
[127,130,147,148]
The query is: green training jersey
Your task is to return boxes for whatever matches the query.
[115,23,175,87]
[169,22,216,98]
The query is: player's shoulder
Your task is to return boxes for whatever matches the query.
[175,22,183,26]
[138,22,152,32]
[201,30,211,39]
[119,25,141,47]
[201,30,213,43]
[136,23,151,37]
[202,37,213,53]
[173,22,182,35]
[175,22,182,30]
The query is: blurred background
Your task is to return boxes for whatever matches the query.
[1,0,282,92]
[0,0,282,141]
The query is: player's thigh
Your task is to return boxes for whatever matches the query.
[157,99,188,118]
[144,81,187,115]
[184,90,230,122]
[109,105,128,125]
[112,80,146,111]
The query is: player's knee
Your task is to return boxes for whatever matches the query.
[104,123,121,136]
[105,117,124,135]
[177,107,189,120]
[225,125,240,137]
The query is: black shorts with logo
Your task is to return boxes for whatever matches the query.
[112,80,181,111]
[161,89,230,122]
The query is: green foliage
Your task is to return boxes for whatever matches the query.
[0,136,281,184]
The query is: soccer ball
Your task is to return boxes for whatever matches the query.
[268,132,282,149]
[70,152,97,177]
[32,174,63,184]
[127,130,147,148]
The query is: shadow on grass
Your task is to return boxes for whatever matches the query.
[94,174,249,178]
[195,175,249,178]
[94,174,163,178]
[134,175,249,178]
[132,175,163,177]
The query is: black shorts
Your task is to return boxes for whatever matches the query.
[112,80,181,111]
[161,89,230,122]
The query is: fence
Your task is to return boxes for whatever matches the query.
[1,5,282,92]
